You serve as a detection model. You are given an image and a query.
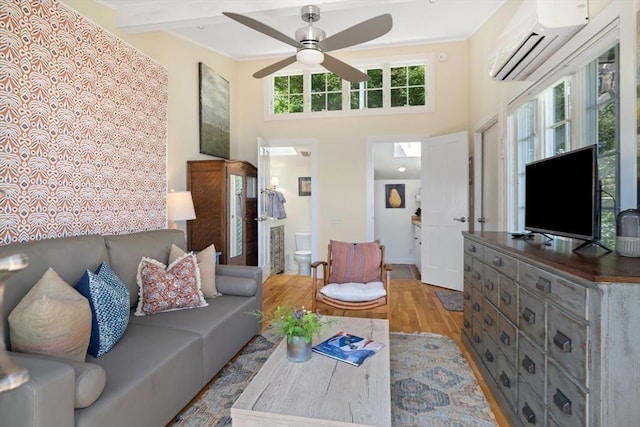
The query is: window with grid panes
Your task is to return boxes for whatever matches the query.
[273,74,304,114]
[311,72,343,112]
[390,65,426,107]
[350,68,383,109]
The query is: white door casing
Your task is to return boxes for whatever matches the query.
[474,121,500,232]
[257,139,271,282]
[421,131,469,291]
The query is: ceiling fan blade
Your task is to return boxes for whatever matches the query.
[223,12,301,49]
[322,54,369,83]
[253,56,297,79]
[319,14,393,53]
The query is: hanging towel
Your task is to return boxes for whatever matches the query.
[267,190,287,219]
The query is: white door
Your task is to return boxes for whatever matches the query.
[257,138,271,282]
[474,121,500,232]
[421,131,469,291]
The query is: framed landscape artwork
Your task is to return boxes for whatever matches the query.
[199,62,230,159]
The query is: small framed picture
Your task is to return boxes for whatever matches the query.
[298,177,311,196]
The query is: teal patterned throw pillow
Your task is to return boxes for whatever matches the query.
[76,263,130,357]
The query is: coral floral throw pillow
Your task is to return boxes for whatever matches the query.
[135,253,207,316]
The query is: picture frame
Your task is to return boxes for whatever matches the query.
[199,62,230,159]
[385,184,405,208]
[298,177,311,196]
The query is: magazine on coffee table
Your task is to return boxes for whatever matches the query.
[312,331,385,366]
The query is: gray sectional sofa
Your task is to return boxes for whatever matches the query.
[0,229,262,427]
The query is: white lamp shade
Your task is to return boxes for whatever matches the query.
[296,49,324,66]
[167,191,196,222]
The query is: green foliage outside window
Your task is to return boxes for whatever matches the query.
[274,75,304,114]
[391,65,425,107]
[350,68,383,109]
[311,72,342,112]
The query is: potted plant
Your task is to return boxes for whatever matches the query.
[252,303,329,362]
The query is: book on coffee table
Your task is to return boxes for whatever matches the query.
[312,331,385,366]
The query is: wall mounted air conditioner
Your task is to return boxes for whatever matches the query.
[489,0,588,81]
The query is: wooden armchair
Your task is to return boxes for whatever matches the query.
[310,240,392,318]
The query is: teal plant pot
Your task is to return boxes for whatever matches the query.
[286,335,312,363]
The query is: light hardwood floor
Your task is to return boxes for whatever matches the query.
[262,267,509,427]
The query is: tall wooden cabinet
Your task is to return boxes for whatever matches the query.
[187,160,257,266]
[462,231,640,427]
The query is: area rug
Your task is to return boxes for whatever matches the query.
[435,290,464,311]
[169,329,496,427]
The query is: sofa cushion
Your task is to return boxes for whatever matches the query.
[319,281,386,302]
[328,240,382,284]
[75,263,130,357]
[135,253,207,316]
[104,229,186,308]
[169,243,218,298]
[8,268,91,362]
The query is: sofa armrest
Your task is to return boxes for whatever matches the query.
[215,265,262,300]
[0,353,76,427]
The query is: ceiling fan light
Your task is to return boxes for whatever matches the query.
[297,49,324,66]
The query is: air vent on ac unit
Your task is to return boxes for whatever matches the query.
[488,0,588,81]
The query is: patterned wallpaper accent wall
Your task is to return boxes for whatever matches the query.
[0,0,168,245]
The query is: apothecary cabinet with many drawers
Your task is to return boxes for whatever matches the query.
[462,231,640,427]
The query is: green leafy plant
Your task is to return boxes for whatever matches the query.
[251,303,329,343]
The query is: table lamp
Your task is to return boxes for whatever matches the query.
[167,190,196,229]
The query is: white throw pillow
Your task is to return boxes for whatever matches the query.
[319,281,386,302]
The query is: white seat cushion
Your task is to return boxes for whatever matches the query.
[319,281,386,302]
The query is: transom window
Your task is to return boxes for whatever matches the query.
[268,57,433,117]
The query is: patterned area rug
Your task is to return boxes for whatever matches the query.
[169,329,496,427]
[435,290,464,311]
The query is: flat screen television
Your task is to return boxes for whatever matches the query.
[524,145,600,245]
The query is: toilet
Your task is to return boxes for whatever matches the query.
[294,233,312,276]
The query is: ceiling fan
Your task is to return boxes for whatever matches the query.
[223,5,393,83]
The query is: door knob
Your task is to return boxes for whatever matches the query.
[477,217,487,223]
[453,217,467,223]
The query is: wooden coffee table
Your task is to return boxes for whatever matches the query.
[231,316,391,426]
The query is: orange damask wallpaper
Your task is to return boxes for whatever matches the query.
[0,0,168,245]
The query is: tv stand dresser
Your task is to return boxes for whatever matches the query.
[462,231,640,427]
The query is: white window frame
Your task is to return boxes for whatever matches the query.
[264,54,435,120]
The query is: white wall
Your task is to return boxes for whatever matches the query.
[269,154,312,271]
[374,179,421,264]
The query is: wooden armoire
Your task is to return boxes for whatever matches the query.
[187,160,258,266]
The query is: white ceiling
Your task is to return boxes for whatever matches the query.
[90,0,505,180]
[94,0,505,61]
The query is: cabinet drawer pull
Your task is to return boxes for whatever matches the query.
[463,291,471,300]
[522,355,536,374]
[464,264,471,272]
[492,257,503,267]
[473,333,481,344]
[553,389,572,415]
[484,315,494,326]
[553,331,572,352]
[485,280,495,291]
[473,271,481,280]
[522,403,536,424]
[473,302,481,312]
[500,332,511,346]
[536,277,551,293]
[522,307,536,324]
[463,319,471,329]
[467,245,477,253]
[499,372,510,387]
[484,349,494,363]
[501,291,511,305]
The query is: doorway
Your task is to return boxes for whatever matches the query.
[258,138,317,279]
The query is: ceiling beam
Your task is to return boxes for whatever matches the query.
[110,0,415,33]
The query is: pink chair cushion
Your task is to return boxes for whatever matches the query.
[328,240,381,284]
